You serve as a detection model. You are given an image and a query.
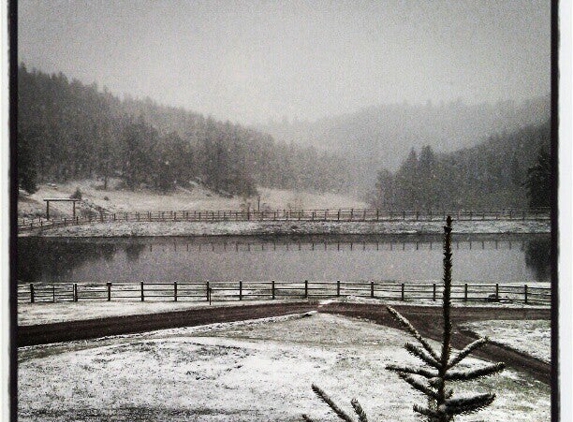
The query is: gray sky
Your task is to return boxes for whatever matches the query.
[18,0,551,125]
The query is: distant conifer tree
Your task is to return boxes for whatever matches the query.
[302,217,504,422]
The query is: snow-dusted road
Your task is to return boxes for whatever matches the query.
[19,301,551,385]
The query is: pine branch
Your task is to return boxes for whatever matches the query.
[387,306,441,362]
[447,337,488,368]
[397,373,439,400]
[351,398,369,422]
[445,362,505,381]
[311,384,356,422]
[404,343,441,369]
[445,393,496,416]
[412,404,441,420]
[302,415,317,422]
[386,363,438,379]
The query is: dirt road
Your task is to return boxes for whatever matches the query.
[18,301,552,384]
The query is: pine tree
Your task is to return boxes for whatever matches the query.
[17,129,38,194]
[524,148,551,210]
[302,217,504,422]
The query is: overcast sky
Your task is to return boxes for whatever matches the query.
[18,0,551,125]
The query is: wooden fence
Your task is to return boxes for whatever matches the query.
[18,207,550,232]
[18,281,551,306]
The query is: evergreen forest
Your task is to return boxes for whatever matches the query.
[17,64,355,197]
[369,121,551,210]
[17,64,551,211]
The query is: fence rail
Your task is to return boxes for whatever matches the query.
[18,281,551,306]
[18,207,550,232]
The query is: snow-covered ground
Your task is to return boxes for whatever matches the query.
[18,179,368,219]
[461,319,551,364]
[18,313,550,421]
[22,219,550,237]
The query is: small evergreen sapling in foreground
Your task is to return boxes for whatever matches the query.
[302,217,504,422]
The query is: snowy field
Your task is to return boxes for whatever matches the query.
[18,313,550,422]
[461,319,551,363]
[15,238,552,421]
[18,179,368,219]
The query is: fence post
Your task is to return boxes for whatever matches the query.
[30,284,35,303]
[107,282,112,301]
[464,283,468,302]
[206,282,210,302]
[337,280,341,297]
[239,281,243,301]
[433,283,436,301]
[305,280,308,298]
[174,281,178,302]
[140,282,144,302]
[52,285,56,303]
[524,284,528,304]
[401,283,405,301]
[73,283,78,302]
[370,281,374,298]
[272,280,275,299]
[495,283,499,301]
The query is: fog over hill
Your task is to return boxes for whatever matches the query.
[258,95,550,173]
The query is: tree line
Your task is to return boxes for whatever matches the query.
[17,65,354,197]
[369,121,551,210]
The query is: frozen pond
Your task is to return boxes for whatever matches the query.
[17,233,551,284]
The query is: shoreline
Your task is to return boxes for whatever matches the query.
[18,219,551,238]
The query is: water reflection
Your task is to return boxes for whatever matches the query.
[525,238,551,282]
[17,234,550,284]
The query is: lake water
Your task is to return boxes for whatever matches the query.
[17,233,551,285]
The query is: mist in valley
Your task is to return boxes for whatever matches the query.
[17,0,552,208]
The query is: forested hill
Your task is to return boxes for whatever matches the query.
[259,96,550,173]
[370,120,551,210]
[17,65,356,197]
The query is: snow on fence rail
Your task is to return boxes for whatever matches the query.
[18,207,550,232]
[18,281,551,306]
